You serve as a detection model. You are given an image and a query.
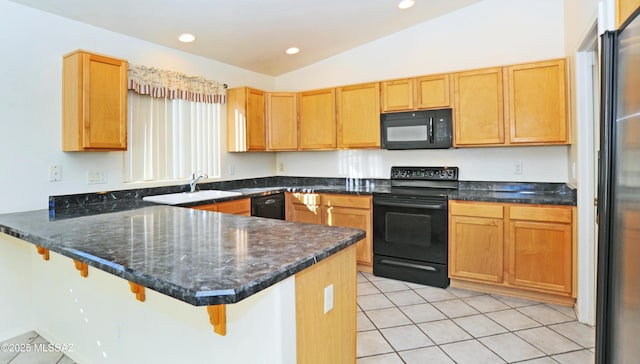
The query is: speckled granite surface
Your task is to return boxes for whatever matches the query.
[0,205,364,306]
[451,181,577,206]
[48,176,576,210]
[5,177,574,307]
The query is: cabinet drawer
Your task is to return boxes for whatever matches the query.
[449,201,503,218]
[322,194,371,209]
[289,193,321,206]
[509,205,571,223]
[216,198,251,215]
[190,198,251,215]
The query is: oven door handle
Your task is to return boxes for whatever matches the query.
[373,200,446,210]
[379,259,437,272]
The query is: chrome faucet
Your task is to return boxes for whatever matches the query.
[189,172,208,192]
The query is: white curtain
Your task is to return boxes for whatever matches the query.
[124,91,221,182]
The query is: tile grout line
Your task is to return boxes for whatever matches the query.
[357,272,592,363]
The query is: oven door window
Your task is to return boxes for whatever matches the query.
[386,125,428,142]
[386,212,431,246]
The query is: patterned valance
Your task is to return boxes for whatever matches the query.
[128,65,226,104]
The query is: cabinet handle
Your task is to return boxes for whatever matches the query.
[380,259,437,272]
[429,117,434,144]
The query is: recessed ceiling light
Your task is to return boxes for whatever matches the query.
[285,47,300,55]
[398,0,415,9]
[178,33,196,43]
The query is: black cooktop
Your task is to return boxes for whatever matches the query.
[375,166,459,199]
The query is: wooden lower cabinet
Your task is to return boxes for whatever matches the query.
[449,200,575,305]
[286,193,373,270]
[324,194,373,268]
[190,198,251,216]
[508,205,573,295]
[285,193,322,224]
[449,202,504,283]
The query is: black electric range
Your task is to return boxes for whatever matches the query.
[372,166,458,288]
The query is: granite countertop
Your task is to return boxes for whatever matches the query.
[0,205,364,306]
[450,181,577,206]
[0,177,574,308]
[225,181,576,206]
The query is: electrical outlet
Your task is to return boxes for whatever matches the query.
[227,164,235,175]
[513,162,523,175]
[87,170,107,184]
[278,162,285,172]
[49,165,62,182]
[324,284,334,314]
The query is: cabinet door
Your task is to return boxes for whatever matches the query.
[507,205,573,294]
[227,87,266,152]
[299,89,336,150]
[449,202,505,283]
[415,74,451,109]
[380,78,414,112]
[336,83,381,148]
[453,68,505,146]
[267,92,298,150]
[323,194,372,266]
[506,59,568,144]
[285,193,323,224]
[246,88,267,151]
[617,0,640,26]
[63,51,128,151]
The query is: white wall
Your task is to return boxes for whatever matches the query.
[277,147,569,182]
[0,235,33,341]
[274,0,569,183]
[276,0,565,90]
[0,0,276,214]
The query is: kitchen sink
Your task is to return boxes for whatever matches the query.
[142,190,242,205]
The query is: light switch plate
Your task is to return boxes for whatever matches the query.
[324,284,334,314]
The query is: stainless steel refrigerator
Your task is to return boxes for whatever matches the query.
[597,7,640,364]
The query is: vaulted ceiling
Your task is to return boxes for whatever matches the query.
[11,0,481,75]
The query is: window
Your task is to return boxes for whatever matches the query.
[124,65,226,183]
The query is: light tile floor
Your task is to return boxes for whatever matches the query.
[1,273,596,364]
[357,272,596,364]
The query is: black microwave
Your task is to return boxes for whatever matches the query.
[380,109,452,150]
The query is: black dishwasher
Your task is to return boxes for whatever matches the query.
[251,193,285,220]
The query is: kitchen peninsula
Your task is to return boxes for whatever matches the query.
[0,202,364,364]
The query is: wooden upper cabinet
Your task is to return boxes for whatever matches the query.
[617,0,640,26]
[267,92,298,150]
[298,88,337,150]
[336,82,381,148]
[380,78,414,112]
[62,50,128,151]
[415,74,451,109]
[380,74,450,113]
[227,87,266,152]
[453,68,505,146]
[506,59,568,144]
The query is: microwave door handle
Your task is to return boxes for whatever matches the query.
[429,117,434,143]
